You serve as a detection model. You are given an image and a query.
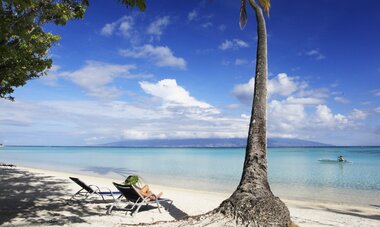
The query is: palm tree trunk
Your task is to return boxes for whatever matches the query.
[236,0,270,197]
[214,0,291,225]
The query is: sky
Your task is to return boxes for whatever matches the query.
[1,0,380,146]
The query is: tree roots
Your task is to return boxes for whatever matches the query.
[122,194,292,227]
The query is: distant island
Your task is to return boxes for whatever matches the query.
[103,138,331,148]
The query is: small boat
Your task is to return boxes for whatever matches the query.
[318,159,352,164]
[0,144,4,148]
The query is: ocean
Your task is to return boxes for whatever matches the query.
[1,146,380,206]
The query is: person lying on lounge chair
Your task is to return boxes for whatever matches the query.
[137,184,163,200]
[124,175,163,200]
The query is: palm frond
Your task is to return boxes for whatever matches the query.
[258,0,271,16]
[239,0,248,29]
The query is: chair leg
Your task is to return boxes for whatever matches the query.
[70,189,84,200]
[107,198,121,214]
[130,202,138,211]
[84,192,92,200]
[155,199,162,213]
[131,203,143,216]
[168,200,173,211]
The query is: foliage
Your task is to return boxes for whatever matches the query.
[124,175,140,186]
[258,0,271,15]
[0,0,145,101]
[118,0,146,12]
[239,0,270,29]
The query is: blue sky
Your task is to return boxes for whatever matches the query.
[1,0,380,146]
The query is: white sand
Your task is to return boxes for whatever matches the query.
[0,166,379,226]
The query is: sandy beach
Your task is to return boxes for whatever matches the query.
[0,165,379,227]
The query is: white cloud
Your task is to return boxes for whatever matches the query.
[219,39,249,50]
[119,17,134,37]
[100,23,116,36]
[40,65,61,86]
[146,16,170,39]
[372,89,380,96]
[101,15,173,44]
[188,9,198,21]
[240,114,250,119]
[225,104,240,110]
[232,77,255,105]
[0,95,248,145]
[120,45,186,69]
[285,97,323,105]
[232,73,299,104]
[101,16,135,37]
[218,24,226,31]
[201,22,213,28]
[374,107,380,113]
[65,62,130,99]
[269,100,306,132]
[123,130,167,140]
[234,58,248,65]
[334,96,350,104]
[315,105,347,126]
[305,49,325,60]
[232,72,372,142]
[268,73,298,97]
[298,87,330,99]
[330,82,339,88]
[45,61,151,99]
[139,79,213,109]
[349,109,368,120]
[314,106,368,128]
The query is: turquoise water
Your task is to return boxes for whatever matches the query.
[1,146,380,205]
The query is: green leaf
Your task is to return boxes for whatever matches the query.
[136,0,146,12]
[124,175,140,185]
[0,0,145,101]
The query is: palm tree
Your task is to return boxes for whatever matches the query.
[116,1,293,226]
[211,1,291,226]
[169,1,292,226]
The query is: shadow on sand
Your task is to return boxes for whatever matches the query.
[108,200,188,221]
[324,208,380,221]
[0,167,189,225]
[0,167,107,225]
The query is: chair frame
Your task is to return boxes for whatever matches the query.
[107,182,173,216]
[69,177,120,201]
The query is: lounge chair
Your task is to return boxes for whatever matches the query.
[0,163,16,168]
[107,182,173,216]
[69,177,121,201]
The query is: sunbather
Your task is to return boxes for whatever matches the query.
[137,184,163,200]
[125,175,162,200]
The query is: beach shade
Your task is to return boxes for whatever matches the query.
[69,177,121,201]
[107,182,173,216]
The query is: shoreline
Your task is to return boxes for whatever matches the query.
[4,145,380,148]
[1,165,379,226]
[12,162,380,208]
